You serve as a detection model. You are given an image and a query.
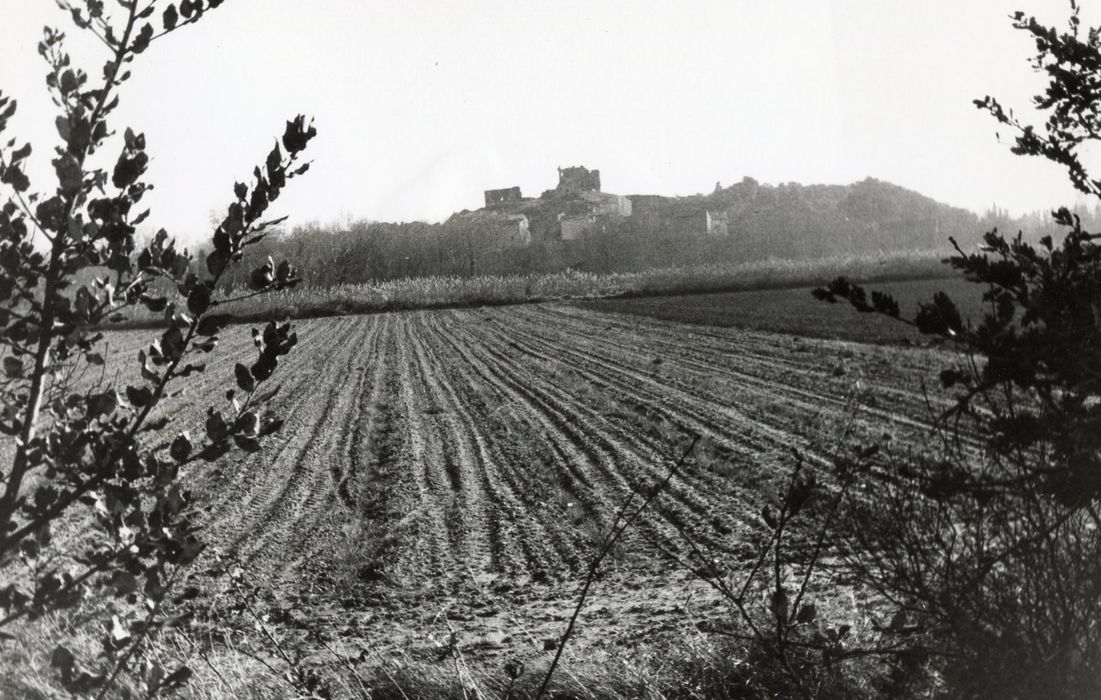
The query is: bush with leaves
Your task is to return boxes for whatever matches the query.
[0,1,314,695]
[799,3,1101,697]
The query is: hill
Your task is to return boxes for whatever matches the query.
[625,176,979,259]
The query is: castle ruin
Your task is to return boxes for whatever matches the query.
[484,186,523,208]
[556,165,601,194]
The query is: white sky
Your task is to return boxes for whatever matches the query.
[2,1,1099,243]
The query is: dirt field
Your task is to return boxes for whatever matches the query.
[99,303,948,669]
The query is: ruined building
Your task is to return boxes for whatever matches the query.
[556,165,601,194]
[580,190,632,217]
[559,214,595,241]
[706,210,730,236]
[632,195,727,237]
[484,186,523,208]
[446,210,531,249]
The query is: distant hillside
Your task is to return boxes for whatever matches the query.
[623,176,980,259]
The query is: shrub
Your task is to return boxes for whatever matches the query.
[804,3,1101,696]
[0,1,314,695]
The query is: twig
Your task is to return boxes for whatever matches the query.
[178,631,233,694]
[315,635,372,698]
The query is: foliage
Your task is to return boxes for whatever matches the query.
[0,1,314,695]
[799,3,1101,696]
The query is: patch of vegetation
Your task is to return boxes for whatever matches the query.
[113,250,951,326]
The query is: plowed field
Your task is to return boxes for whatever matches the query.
[103,304,947,662]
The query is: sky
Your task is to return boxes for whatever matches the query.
[1,1,1099,243]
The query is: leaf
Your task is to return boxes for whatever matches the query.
[796,604,817,624]
[276,260,293,283]
[50,645,75,672]
[769,587,789,623]
[250,262,274,290]
[1,163,30,192]
[55,115,71,141]
[162,4,178,30]
[265,142,281,176]
[161,325,185,361]
[161,666,193,690]
[85,352,104,365]
[53,153,83,194]
[86,391,119,417]
[251,354,276,381]
[200,440,231,462]
[112,149,148,189]
[59,69,79,95]
[940,368,969,388]
[126,385,153,408]
[259,417,284,436]
[139,350,159,383]
[111,571,138,596]
[234,362,256,392]
[3,356,23,378]
[187,284,211,316]
[205,249,228,276]
[236,410,259,436]
[197,314,230,336]
[131,22,154,53]
[10,142,31,162]
[0,583,30,612]
[232,434,261,453]
[205,410,228,443]
[170,432,191,462]
[282,115,316,155]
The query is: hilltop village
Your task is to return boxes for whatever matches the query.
[446,165,729,250]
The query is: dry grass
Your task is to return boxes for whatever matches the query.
[0,608,284,700]
[0,597,874,699]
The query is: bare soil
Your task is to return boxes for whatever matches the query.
[96,303,948,673]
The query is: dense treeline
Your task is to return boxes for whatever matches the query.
[208,177,1101,290]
